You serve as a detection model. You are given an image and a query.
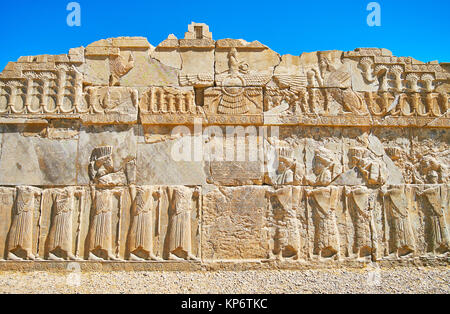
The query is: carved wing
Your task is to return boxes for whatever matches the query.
[274,75,307,89]
[179,74,214,86]
[326,70,351,88]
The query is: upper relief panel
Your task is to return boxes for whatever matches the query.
[152,22,215,88]
[0,23,449,128]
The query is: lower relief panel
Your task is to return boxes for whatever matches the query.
[0,184,448,264]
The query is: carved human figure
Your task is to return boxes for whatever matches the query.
[267,188,300,260]
[47,188,81,261]
[269,155,305,186]
[307,52,353,92]
[166,186,199,261]
[127,186,163,261]
[308,147,342,186]
[417,186,450,254]
[88,188,121,261]
[348,147,387,186]
[345,186,377,258]
[227,47,249,76]
[88,146,127,186]
[415,155,448,184]
[273,157,295,185]
[7,187,40,261]
[87,146,125,261]
[306,186,340,258]
[381,186,416,257]
[385,146,421,184]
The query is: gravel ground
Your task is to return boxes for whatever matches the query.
[0,267,448,294]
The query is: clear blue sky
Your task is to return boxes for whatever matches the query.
[1,0,449,71]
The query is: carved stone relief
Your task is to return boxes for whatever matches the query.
[0,23,448,267]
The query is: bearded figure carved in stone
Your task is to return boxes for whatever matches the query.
[306,186,340,258]
[381,185,416,257]
[345,186,377,259]
[7,187,40,261]
[87,146,124,261]
[47,188,81,261]
[88,188,121,261]
[384,146,421,184]
[417,186,450,255]
[88,146,127,187]
[415,155,448,184]
[348,147,387,186]
[267,145,306,186]
[166,186,199,261]
[228,48,249,78]
[307,147,342,186]
[267,187,300,260]
[208,47,263,115]
[307,52,350,89]
[127,186,163,261]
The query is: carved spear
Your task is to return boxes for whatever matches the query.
[74,188,84,258]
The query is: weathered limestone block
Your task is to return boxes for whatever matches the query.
[0,125,78,186]
[137,130,207,186]
[0,188,15,260]
[77,125,137,185]
[81,86,138,124]
[0,23,449,267]
[202,186,270,260]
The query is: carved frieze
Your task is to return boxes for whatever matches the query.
[0,23,449,267]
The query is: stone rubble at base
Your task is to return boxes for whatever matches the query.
[0,23,449,266]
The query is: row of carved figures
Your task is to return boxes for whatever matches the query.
[1,184,448,262]
[266,88,449,117]
[0,72,140,115]
[268,185,449,261]
[1,73,447,118]
[358,58,442,93]
[2,185,199,262]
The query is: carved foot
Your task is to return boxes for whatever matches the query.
[168,253,184,261]
[107,253,122,261]
[88,252,105,261]
[48,253,65,261]
[186,253,199,262]
[129,253,145,262]
[149,254,164,262]
[68,253,82,261]
[26,253,36,261]
[7,252,23,261]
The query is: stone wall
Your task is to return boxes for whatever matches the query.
[0,23,449,266]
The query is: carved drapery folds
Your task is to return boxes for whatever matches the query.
[0,24,449,266]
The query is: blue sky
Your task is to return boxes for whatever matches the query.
[0,0,449,71]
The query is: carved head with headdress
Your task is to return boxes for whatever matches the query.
[277,146,295,172]
[89,146,114,182]
[348,146,367,168]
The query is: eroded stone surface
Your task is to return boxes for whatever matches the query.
[0,23,448,267]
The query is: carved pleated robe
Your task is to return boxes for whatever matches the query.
[310,187,340,254]
[385,186,415,252]
[270,188,300,256]
[48,190,74,253]
[421,186,450,250]
[89,189,113,251]
[128,188,154,253]
[348,187,375,253]
[167,187,193,253]
[8,188,35,253]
